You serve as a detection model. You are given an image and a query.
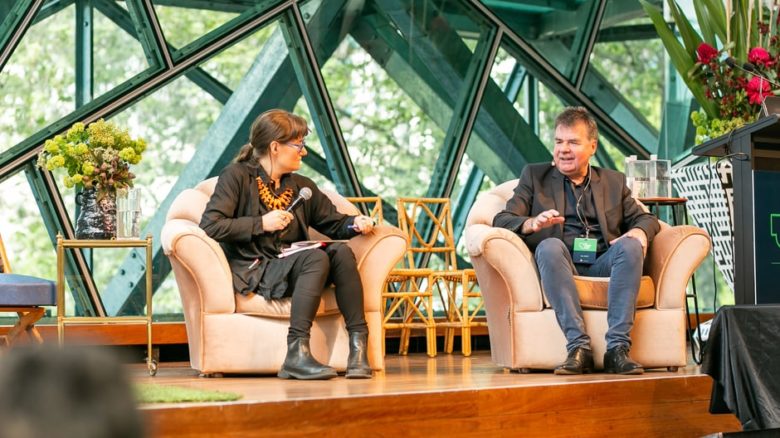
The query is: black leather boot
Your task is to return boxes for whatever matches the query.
[345,332,372,379]
[554,346,594,375]
[277,337,338,380]
[604,346,644,375]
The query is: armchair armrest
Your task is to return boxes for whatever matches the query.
[347,224,408,312]
[465,224,544,311]
[645,225,711,310]
[161,219,235,314]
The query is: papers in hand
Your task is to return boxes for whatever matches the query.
[277,240,348,258]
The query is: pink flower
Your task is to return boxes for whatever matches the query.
[748,47,773,66]
[746,76,772,104]
[697,43,719,63]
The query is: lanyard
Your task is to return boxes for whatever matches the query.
[569,167,592,238]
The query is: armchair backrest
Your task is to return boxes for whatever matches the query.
[466,179,518,228]
[164,177,361,241]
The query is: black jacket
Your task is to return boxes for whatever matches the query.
[200,161,357,297]
[493,163,660,252]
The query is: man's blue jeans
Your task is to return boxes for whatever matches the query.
[534,237,644,352]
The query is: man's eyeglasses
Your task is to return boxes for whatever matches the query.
[283,142,307,153]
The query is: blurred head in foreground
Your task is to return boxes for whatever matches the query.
[0,346,143,438]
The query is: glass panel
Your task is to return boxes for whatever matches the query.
[0,172,57,281]
[480,0,599,79]
[293,95,338,193]
[464,42,553,188]
[93,8,149,97]
[152,4,239,52]
[198,22,279,93]
[587,0,663,131]
[305,0,488,203]
[0,5,75,153]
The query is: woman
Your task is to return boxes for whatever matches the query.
[200,109,376,380]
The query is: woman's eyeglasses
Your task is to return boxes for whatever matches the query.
[283,142,307,153]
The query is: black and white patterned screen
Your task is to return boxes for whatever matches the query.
[671,160,734,292]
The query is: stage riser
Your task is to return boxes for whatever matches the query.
[144,375,741,437]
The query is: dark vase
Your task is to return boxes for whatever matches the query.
[75,188,117,239]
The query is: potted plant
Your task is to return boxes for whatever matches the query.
[37,119,146,239]
[642,0,780,143]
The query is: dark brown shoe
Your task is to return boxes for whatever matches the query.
[554,347,594,375]
[604,346,644,375]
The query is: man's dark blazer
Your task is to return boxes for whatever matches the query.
[492,163,660,252]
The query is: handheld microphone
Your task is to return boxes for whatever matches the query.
[286,187,312,212]
[724,57,780,87]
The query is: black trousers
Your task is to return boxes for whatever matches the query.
[284,243,368,342]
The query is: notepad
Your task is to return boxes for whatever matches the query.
[277,240,349,258]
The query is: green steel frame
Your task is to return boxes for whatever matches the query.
[0,0,675,316]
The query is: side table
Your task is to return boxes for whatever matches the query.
[639,197,704,364]
[56,234,157,376]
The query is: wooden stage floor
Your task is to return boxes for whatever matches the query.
[133,351,742,437]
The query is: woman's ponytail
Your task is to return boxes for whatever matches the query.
[235,143,255,163]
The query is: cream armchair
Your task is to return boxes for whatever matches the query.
[464,179,710,372]
[161,178,407,375]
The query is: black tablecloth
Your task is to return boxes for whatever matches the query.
[702,305,780,430]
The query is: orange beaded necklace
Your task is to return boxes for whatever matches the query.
[256,177,294,210]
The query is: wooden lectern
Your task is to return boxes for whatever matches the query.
[693,115,780,304]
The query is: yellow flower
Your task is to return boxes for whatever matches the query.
[46,156,65,170]
[44,139,59,154]
[82,163,95,175]
[63,175,74,188]
[76,143,89,155]
[118,147,136,162]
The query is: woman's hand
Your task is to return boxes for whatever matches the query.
[262,210,294,232]
[351,215,375,234]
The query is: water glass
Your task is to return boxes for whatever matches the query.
[116,188,141,240]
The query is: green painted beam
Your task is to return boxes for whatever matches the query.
[0,0,42,73]
[31,0,74,26]
[481,0,580,14]
[452,165,484,250]
[570,0,604,88]
[597,24,662,43]
[75,0,93,108]
[125,0,171,68]
[24,163,103,316]
[151,0,256,13]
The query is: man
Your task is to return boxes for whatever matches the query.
[493,106,659,375]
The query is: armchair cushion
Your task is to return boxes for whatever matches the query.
[235,286,340,318]
[573,276,655,310]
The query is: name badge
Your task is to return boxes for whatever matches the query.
[573,237,597,264]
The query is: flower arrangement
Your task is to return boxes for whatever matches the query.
[37,119,146,198]
[642,0,780,144]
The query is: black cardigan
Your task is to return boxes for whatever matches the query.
[200,161,357,298]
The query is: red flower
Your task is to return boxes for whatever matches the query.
[746,76,772,104]
[697,43,719,64]
[748,47,773,66]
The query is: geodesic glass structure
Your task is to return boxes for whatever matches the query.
[2,0,699,319]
